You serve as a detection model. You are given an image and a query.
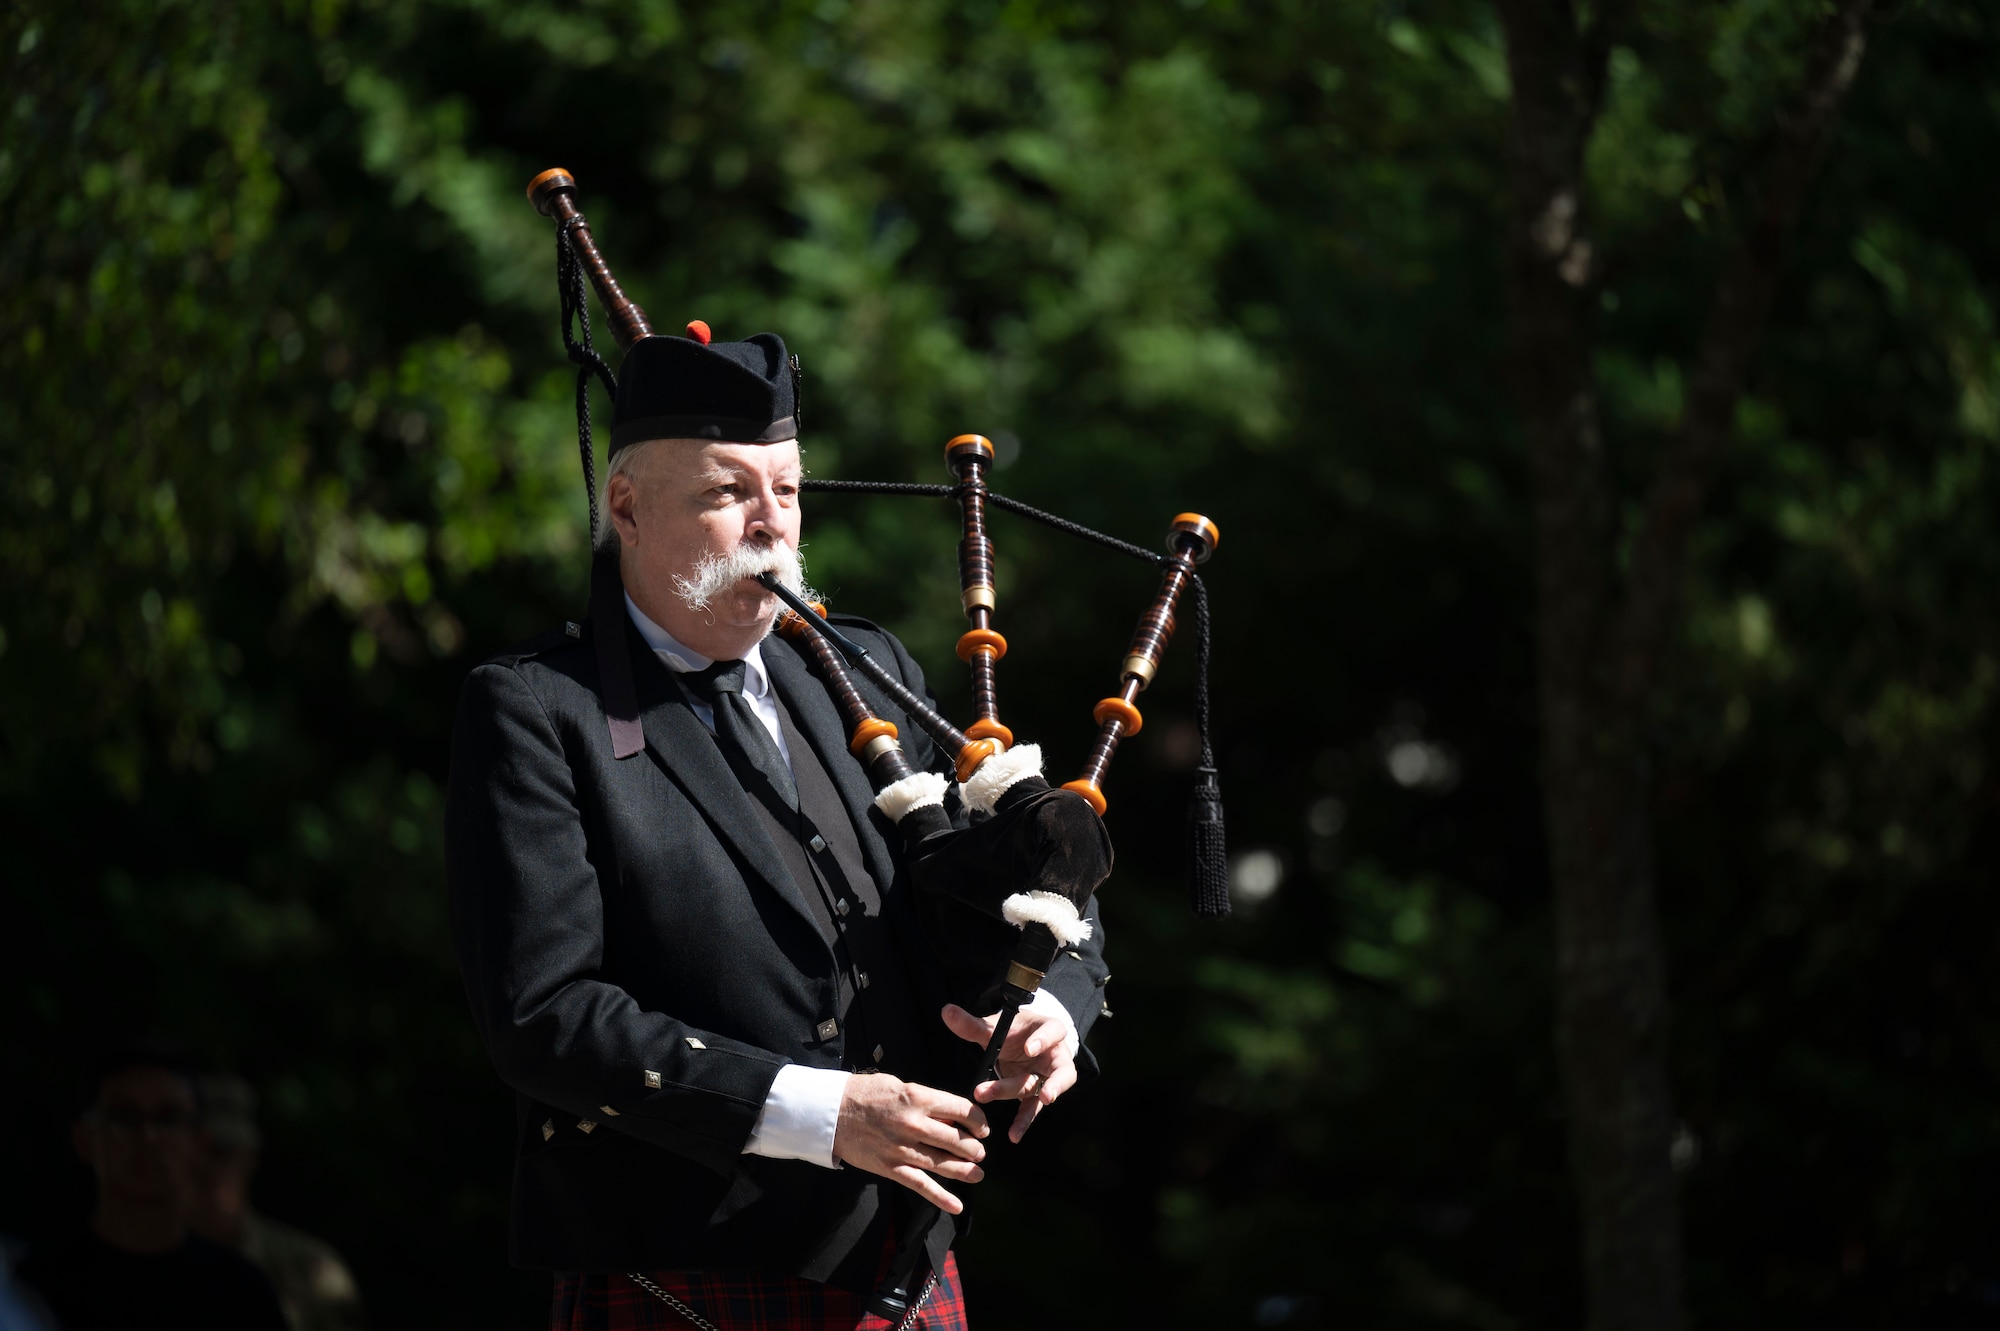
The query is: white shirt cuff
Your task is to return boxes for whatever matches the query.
[1025,987,1081,1060]
[743,1064,849,1169]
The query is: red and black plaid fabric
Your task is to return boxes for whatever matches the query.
[550,1251,968,1331]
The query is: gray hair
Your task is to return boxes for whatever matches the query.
[594,439,669,554]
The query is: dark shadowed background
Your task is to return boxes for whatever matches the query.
[4,1,1997,1327]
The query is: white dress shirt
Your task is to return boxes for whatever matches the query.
[624,593,1077,1169]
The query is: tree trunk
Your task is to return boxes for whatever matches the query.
[1495,5,1687,1326]
[1494,0,1873,1326]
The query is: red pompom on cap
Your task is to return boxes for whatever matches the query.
[685,320,712,345]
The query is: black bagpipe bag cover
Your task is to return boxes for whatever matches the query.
[906,779,1112,1016]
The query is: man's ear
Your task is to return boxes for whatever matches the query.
[606,471,642,547]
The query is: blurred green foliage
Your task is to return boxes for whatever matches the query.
[2,0,1996,1326]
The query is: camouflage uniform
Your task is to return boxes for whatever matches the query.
[198,1076,368,1331]
[236,1209,366,1331]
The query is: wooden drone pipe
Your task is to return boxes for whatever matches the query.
[777,607,918,788]
[526,168,654,350]
[947,434,1013,748]
[757,575,1003,783]
[1063,513,1219,815]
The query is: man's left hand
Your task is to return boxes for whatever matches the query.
[941,999,1079,1143]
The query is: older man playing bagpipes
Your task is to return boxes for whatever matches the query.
[446,170,1225,1331]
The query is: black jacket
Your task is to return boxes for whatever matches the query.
[445,612,1108,1280]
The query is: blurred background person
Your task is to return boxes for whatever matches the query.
[0,1234,57,1331]
[190,1076,366,1331]
[14,1044,286,1330]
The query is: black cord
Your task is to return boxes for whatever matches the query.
[799,479,1164,566]
[983,491,1164,565]
[1192,575,1214,771]
[800,480,954,498]
[558,218,618,544]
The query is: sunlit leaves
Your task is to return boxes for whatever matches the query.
[1854,221,2000,441]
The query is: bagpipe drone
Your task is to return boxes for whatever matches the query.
[526,167,1226,1316]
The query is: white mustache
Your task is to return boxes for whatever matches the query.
[671,541,812,614]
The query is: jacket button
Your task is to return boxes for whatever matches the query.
[873,1044,885,1063]
[816,1018,839,1041]
[809,834,827,853]
[643,1069,662,1089]
[856,970,870,989]
[835,899,850,918]
[541,1118,555,1141]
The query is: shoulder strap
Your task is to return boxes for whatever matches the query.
[590,553,646,758]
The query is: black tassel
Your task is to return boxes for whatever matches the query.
[1186,573,1230,916]
[1188,765,1229,917]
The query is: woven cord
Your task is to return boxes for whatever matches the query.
[1191,576,1215,772]
[558,219,618,544]
[802,477,1227,915]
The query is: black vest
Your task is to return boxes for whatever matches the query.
[681,676,932,1082]
[685,678,956,1283]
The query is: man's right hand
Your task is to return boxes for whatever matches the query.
[832,1074,988,1214]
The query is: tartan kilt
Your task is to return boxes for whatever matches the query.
[550,1250,968,1331]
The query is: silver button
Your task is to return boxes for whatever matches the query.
[684,1036,707,1050]
[643,1069,662,1089]
[541,1118,554,1141]
[873,1044,885,1063]
[816,1018,839,1041]
[856,970,870,989]
[1095,973,1112,988]
[577,1119,597,1135]
[835,899,850,917]
[1100,1003,1114,1018]
[809,834,827,853]
[564,621,581,638]
[599,1104,621,1117]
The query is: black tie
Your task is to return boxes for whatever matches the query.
[683,659,798,810]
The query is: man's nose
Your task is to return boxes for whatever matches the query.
[742,485,784,540]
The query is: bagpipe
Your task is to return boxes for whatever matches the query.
[526,167,1225,1316]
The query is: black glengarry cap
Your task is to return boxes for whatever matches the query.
[609,327,800,452]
